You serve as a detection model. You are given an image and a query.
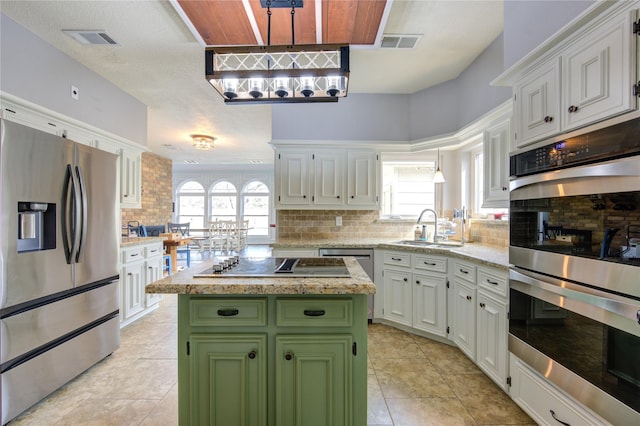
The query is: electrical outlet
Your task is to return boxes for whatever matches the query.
[71,85,79,100]
[336,216,342,226]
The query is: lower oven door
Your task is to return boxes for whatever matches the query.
[509,268,640,424]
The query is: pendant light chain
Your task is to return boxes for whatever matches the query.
[266,0,272,46]
[290,0,296,45]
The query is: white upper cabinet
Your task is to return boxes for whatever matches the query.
[483,119,511,207]
[120,147,142,208]
[499,2,639,149]
[562,11,635,131]
[514,59,561,147]
[275,146,379,210]
[347,150,379,207]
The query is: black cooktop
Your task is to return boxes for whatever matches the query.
[193,257,351,278]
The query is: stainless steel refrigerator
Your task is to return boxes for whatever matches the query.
[0,119,120,424]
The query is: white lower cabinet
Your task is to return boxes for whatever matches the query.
[509,353,609,425]
[382,251,448,337]
[120,241,164,327]
[451,260,509,390]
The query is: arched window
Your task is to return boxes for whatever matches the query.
[210,181,237,222]
[177,181,205,228]
[242,181,270,236]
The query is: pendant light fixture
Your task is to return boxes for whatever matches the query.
[433,148,446,183]
[205,0,350,104]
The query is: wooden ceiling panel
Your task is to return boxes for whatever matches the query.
[179,0,385,46]
[249,0,316,45]
[178,0,257,45]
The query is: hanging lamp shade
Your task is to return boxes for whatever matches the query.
[434,148,446,183]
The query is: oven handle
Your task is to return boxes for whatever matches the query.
[510,268,640,324]
[509,154,640,194]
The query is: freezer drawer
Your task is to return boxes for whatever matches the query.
[0,315,119,424]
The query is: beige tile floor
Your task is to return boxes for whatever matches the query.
[9,248,534,425]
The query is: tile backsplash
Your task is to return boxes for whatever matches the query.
[276,210,509,247]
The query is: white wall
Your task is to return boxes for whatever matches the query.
[503,0,595,69]
[0,13,147,145]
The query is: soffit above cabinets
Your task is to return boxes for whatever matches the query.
[176,0,387,46]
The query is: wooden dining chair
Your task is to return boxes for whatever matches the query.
[167,222,191,267]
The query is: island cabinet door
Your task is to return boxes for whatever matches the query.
[189,334,267,426]
[275,335,353,426]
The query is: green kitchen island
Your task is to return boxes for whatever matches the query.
[145,257,376,426]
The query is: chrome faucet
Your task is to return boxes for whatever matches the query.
[453,206,466,246]
[417,208,438,242]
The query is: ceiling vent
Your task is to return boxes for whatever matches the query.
[380,34,421,49]
[63,30,118,45]
[184,159,199,164]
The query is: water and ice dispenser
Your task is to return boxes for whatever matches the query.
[17,201,55,252]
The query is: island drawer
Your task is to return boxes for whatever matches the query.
[276,298,353,327]
[189,298,267,327]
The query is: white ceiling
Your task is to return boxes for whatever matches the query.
[0,0,504,166]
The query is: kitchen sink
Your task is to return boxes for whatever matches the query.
[393,240,464,248]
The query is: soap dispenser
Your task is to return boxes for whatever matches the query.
[414,226,421,241]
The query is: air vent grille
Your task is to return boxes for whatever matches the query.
[184,160,199,164]
[380,34,421,49]
[63,30,118,45]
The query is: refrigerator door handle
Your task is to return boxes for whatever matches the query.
[61,165,74,263]
[75,165,88,263]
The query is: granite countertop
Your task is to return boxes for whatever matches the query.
[146,257,376,295]
[121,236,165,247]
[272,239,509,270]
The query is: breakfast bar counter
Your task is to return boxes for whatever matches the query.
[146,256,374,426]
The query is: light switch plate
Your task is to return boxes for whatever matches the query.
[336,216,342,226]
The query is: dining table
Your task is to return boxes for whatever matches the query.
[162,237,191,273]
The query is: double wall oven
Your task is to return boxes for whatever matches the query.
[508,116,640,424]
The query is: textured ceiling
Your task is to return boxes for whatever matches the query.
[0,0,503,166]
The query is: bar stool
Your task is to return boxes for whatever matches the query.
[163,255,172,276]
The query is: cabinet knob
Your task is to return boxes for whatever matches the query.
[415,280,421,285]
[285,352,293,361]
[502,186,508,191]
[480,302,486,308]
[336,195,340,199]
[350,195,355,199]
[568,105,579,113]
[544,115,553,123]
[466,295,472,301]
[403,277,408,282]
[248,350,257,359]
[303,195,306,199]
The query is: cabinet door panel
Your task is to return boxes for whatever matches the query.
[452,280,476,360]
[477,292,507,389]
[278,151,311,205]
[563,13,634,130]
[145,256,164,307]
[413,272,447,337]
[314,152,345,205]
[515,60,561,147]
[483,119,511,207]
[347,151,378,206]
[276,335,352,426]
[122,261,145,319]
[382,268,412,326]
[190,334,267,426]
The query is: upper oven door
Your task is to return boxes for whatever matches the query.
[509,155,640,298]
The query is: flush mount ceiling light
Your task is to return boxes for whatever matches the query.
[191,134,216,150]
[205,0,349,104]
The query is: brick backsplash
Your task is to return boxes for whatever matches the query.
[121,152,173,230]
[276,210,510,247]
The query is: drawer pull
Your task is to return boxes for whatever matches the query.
[131,253,139,257]
[486,279,499,285]
[217,308,239,317]
[150,249,158,253]
[550,410,571,426]
[248,350,257,360]
[303,309,326,317]
[285,352,293,361]
[391,257,403,261]
[459,268,469,274]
